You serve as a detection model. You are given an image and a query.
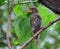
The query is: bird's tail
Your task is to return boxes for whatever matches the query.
[34,38,40,46]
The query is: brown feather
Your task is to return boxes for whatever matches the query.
[29,8,42,46]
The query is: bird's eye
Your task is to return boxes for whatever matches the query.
[31,8,33,10]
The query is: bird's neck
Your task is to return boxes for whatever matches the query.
[31,12,38,17]
[31,12,38,15]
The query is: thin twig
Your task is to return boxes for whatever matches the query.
[19,17,60,49]
[14,1,37,6]
[6,0,14,49]
[20,1,37,4]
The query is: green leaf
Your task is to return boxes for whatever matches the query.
[55,21,60,35]
[38,6,55,26]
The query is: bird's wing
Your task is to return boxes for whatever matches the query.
[30,13,42,32]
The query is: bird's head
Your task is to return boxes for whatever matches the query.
[28,7,38,13]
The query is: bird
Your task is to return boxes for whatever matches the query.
[28,7,42,45]
[38,0,60,14]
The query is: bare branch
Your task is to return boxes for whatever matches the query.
[6,0,14,49]
[19,17,60,49]
[20,1,37,4]
[14,1,37,6]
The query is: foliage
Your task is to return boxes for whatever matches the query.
[0,0,60,49]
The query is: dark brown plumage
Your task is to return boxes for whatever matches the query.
[28,7,42,45]
[38,0,60,14]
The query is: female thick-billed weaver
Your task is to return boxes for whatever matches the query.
[28,7,42,45]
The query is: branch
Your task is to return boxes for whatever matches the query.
[6,0,14,49]
[19,17,60,49]
[20,1,37,4]
[14,1,37,6]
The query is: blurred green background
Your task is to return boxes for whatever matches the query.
[0,0,60,49]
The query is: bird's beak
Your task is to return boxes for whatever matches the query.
[28,9,32,13]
